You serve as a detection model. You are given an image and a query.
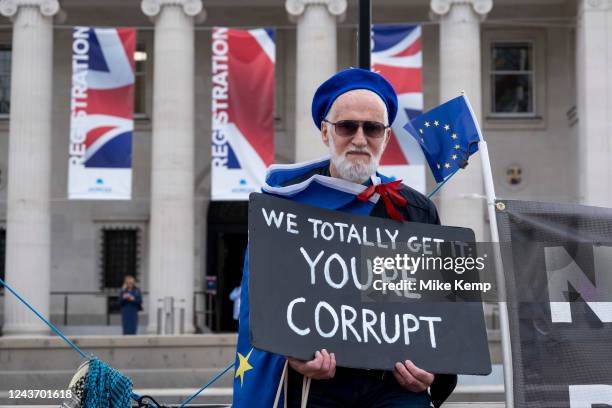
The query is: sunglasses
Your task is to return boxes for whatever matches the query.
[323,119,389,139]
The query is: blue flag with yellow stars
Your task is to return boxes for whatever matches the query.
[232,157,386,407]
[405,95,481,183]
[233,251,287,407]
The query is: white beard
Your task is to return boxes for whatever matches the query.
[329,136,382,184]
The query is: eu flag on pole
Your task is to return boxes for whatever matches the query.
[405,95,481,183]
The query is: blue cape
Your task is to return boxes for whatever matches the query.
[232,157,392,407]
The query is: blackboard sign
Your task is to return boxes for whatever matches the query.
[248,193,492,375]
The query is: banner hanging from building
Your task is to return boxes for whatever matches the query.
[496,200,612,407]
[372,25,426,194]
[211,27,275,201]
[68,27,136,200]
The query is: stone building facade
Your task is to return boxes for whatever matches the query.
[0,0,608,335]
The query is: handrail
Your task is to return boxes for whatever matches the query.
[0,290,209,329]
[0,290,207,295]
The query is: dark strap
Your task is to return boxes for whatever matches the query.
[429,373,458,408]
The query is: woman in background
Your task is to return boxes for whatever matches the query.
[119,275,142,335]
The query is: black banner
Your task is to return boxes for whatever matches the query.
[496,199,612,408]
[248,193,491,375]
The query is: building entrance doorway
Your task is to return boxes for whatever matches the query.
[206,201,248,332]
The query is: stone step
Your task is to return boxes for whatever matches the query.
[0,334,237,406]
[0,386,505,406]
[0,387,233,406]
[0,406,506,408]
[0,403,506,407]
[0,334,237,371]
[0,367,235,390]
[448,385,505,403]
[0,333,505,406]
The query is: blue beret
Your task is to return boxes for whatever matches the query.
[311,68,398,129]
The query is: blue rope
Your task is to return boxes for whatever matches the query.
[0,277,143,405]
[0,276,234,407]
[177,362,235,408]
[0,277,89,359]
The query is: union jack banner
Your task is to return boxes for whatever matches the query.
[68,27,136,200]
[372,24,426,194]
[211,27,275,201]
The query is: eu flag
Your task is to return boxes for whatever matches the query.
[404,95,481,183]
[232,250,287,408]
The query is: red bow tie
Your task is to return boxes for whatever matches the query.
[356,179,407,221]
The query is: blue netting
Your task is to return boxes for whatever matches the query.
[84,358,133,408]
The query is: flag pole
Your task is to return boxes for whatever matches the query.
[358,0,371,69]
[464,95,514,408]
[427,168,459,199]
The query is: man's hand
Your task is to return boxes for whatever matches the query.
[393,360,434,392]
[287,349,336,380]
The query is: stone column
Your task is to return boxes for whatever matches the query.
[576,0,612,207]
[0,0,60,336]
[430,0,492,240]
[286,0,347,161]
[141,0,204,334]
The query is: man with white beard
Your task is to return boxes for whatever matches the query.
[232,69,456,408]
[325,89,388,184]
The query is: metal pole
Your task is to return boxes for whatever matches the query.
[463,93,515,408]
[427,168,460,199]
[358,0,371,69]
[479,140,514,408]
[193,292,197,331]
[64,295,69,326]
